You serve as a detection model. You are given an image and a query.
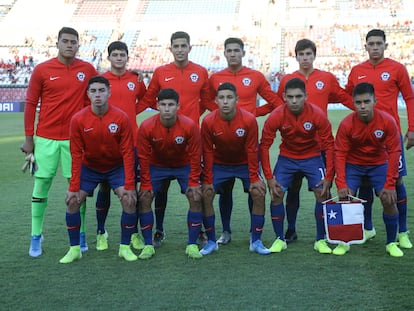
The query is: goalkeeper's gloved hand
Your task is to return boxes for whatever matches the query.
[22,153,37,176]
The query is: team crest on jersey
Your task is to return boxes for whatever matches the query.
[242,78,252,86]
[190,73,199,83]
[303,122,313,131]
[108,123,119,133]
[77,72,86,82]
[127,82,136,90]
[374,129,384,138]
[235,128,246,137]
[381,72,390,81]
[175,136,185,144]
[315,80,324,90]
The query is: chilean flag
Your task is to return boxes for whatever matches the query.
[323,202,365,245]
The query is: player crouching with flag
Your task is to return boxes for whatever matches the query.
[334,82,403,257]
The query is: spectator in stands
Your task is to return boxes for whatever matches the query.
[21,26,98,258]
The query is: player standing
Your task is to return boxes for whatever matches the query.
[138,31,210,246]
[260,78,335,254]
[276,39,354,243]
[346,29,414,249]
[21,27,97,257]
[206,37,283,244]
[95,41,147,251]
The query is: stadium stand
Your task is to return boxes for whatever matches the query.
[0,0,413,106]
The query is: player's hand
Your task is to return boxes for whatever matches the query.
[187,186,202,202]
[249,180,266,197]
[201,184,215,197]
[378,188,397,206]
[20,137,34,154]
[138,189,153,200]
[337,188,351,201]
[317,179,332,200]
[66,191,81,205]
[404,131,414,150]
[267,178,284,201]
[118,188,137,207]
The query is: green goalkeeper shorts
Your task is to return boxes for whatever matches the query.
[34,136,71,179]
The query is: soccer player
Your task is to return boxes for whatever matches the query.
[21,27,98,257]
[206,37,283,244]
[260,78,335,254]
[95,41,147,252]
[138,31,210,246]
[345,29,414,248]
[201,82,270,255]
[137,88,203,259]
[334,82,403,257]
[276,39,354,243]
[60,76,137,263]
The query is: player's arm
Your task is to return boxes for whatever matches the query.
[397,66,414,149]
[136,124,152,191]
[119,117,136,191]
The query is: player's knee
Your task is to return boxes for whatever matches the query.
[33,177,53,198]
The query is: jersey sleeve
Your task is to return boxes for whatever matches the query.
[245,116,261,183]
[200,117,214,184]
[384,117,402,189]
[317,113,335,181]
[24,66,42,136]
[334,119,351,190]
[187,123,202,187]
[397,65,414,131]
[68,115,84,192]
[137,122,153,191]
[119,117,136,190]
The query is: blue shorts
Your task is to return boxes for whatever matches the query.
[150,164,190,195]
[274,155,326,191]
[80,165,126,196]
[346,163,387,194]
[398,135,407,177]
[212,164,251,194]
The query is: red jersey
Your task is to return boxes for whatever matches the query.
[139,61,210,124]
[69,105,136,192]
[201,108,260,184]
[260,102,334,180]
[335,109,401,190]
[137,114,202,190]
[277,69,354,114]
[346,58,414,131]
[25,57,98,140]
[102,70,147,143]
[208,66,283,116]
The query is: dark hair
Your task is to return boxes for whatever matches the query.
[352,82,375,97]
[88,76,110,89]
[217,82,237,95]
[107,41,128,56]
[224,37,244,50]
[366,29,386,42]
[58,27,79,40]
[157,88,179,103]
[170,31,190,45]
[284,77,306,93]
[295,39,317,56]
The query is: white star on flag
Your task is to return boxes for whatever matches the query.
[328,209,337,219]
